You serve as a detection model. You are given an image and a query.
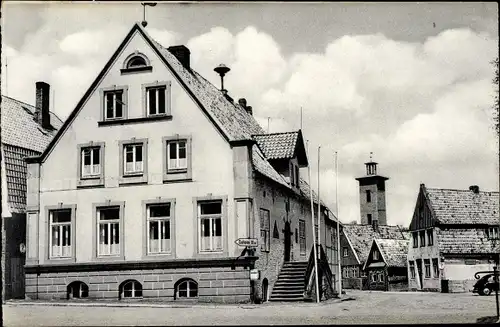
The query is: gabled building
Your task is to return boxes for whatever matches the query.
[363,238,409,291]
[407,184,499,293]
[1,85,63,301]
[340,160,408,290]
[24,23,340,303]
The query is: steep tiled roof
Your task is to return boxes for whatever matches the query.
[252,145,289,188]
[343,224,408,264]
[1,96,62,214]
[376,239,409,267]
[1,96,62,152]
[2,145,40,213]
[254,132,299,160]
[426,188,499,225]
[437,228,499,254]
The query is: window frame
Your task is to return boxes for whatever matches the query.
[299,219,306,255]
[121,52,153,74]
[432,258,439,278]
[119,138,148,185]
[412,232,418,248]
[100,85,128,121]
[259,208,270,253]
[67,281,89,299]
[342,247,349,257]
[409,261,416,279]
[77,142,105,188]
[142,198,176,259]
[424,259,431,278]
[142,81,172,117]
[367,214,372,225]
[92,201,125,261]
[120,280,143,299]
[193,196,228,258]
[372,249,379,261]
[488,227,500,240]
[175,278,198,300]
[419,230,426,247]
[163,135,192,182]
[45,204,77,264]
[427,229,434,246]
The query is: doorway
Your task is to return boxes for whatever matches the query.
[416,259,423,289]
[262,278,269,302]
[284,221,291,262]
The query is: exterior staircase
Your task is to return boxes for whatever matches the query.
[269,261,308,302]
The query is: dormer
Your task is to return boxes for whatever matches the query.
[120,51,153,74]
[253,130,308,191]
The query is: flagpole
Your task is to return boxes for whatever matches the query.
[317,146,321,249]
[335,151,342,296]
[307,141,320,303]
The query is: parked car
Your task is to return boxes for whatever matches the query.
[473,274,498,296]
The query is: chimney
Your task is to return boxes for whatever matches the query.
[469,185,480,194]
[246,106,253,115]
[167,45,191,69]
[372,219,379,232]
[238,98,253,115]
[35,81,51,129]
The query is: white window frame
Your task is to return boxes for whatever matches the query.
[427,229,434,246]
[343,247,349,257]
[49,209,72,259]
[373,250,379,260]
[299,220,306,255]
[147,204,172,255]
[424,259,431,278]
[103,89,126,120]
[167,140,188,171]
[412,232,418,248]
[432,258,439,278]
[142,81,171,117]
[198,201,223,253]
[81,146,101,178]
[123,143,144,175]
[146,86,168,116]
[122,280,143,298]
[420,230,426,247]
[260,208,270,252]
[176,279,198,299]
[409,261,416,279]
[97,207,121,257]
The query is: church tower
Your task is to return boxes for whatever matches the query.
[355,155,389,227]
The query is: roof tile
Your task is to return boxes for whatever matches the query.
[376,239,409,267]
[253,132,299,160]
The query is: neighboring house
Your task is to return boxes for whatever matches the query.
[340,160,408,290]
[363,238,409,291]
[1,86,62,301]
[24,22,340,303]
[407,184,499,293]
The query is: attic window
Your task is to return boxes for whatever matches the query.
[487,227,499,240]
[121,52,152,74]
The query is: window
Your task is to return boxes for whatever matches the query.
[409,261,416,279]
[97,207,121,256]
[81,147,101,177]
[419,231,426,247]
[163,136,192,182]
[260,209,270,252]
[378,273,384,282]
[290,163,295,186]
[198,201,223,252]
[427,229,434,246]
[175,279,198,299]
[49,209,72,258]
[67,281,89,299]
[367,214,372,224]
[366,190,371,203]
[343,268,348,278]
[412,232,418,248]
[127,56,147,68]
[371,273,377,282]
[299,220,306,255]
[295,228,298,243]
[372,249,379,261]
[104,90,125,120]
[343,247,349,257]
[124,144,144,174]
[432,258,439,278]
[424,259,431,278]
[167,140,187,171]
[120,280,143,299]
[314,224,318,241]
[294,166,299,188]
[146,86,168,116]
[147,204,171,255]
[488,227,499,240]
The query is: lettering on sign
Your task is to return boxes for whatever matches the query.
[234,238,258,247]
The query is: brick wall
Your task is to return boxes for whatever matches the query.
[25,266,250,303]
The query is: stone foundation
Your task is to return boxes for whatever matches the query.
[25,265,251,303]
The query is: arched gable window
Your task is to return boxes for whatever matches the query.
[175,278,198,299]
[67,281,89,299]
[121,52,152,74]
[119,279,143,299]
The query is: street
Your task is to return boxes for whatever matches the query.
[3,290,498,326]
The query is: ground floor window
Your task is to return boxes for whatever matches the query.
[299,220,306,255]
[175,278,198,299]
[120,280,143,299]
[424,259,431,278]
[432,258,439,278]
[409,261,416,279]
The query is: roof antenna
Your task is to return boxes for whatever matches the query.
[267,117,271,133]
[300,106,303,130]
[5,56,8,96]
[214,64,230,94]
[369,151,373,162]
[141,2,157,27]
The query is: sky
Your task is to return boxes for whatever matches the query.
[1,2,499,226]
